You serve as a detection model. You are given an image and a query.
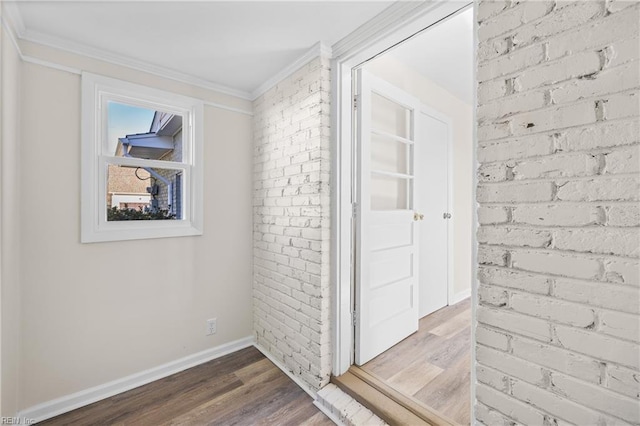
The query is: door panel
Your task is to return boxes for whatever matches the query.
[369,278,414,326]
[355,70,421,365]
[417,111,450,317]
[370,251,413,289]
[370,220,413,251]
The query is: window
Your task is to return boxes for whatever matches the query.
[81,73,203,243]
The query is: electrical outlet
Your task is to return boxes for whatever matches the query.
[206,318,217,336]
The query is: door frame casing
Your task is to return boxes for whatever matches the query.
[329,0,478,417]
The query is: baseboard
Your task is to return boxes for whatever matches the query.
[450,289,471,305]
[18,336,255,423]
[253,342,317,399]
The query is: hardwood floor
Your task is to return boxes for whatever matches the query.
[40,347,333,426]
[361,298,471,425]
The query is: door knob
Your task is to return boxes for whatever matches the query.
[414,212,424,221]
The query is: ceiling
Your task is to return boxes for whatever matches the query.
[11,1,394,98]
[387,6,473,104]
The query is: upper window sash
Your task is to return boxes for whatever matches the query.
[98,94,191,163]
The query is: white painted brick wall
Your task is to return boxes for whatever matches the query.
[253,56,332,392]
[476,1,640,424]
[316,384,387,426]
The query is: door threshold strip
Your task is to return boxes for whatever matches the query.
[332,366,459,426]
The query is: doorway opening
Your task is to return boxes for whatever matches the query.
[331,2,475,424]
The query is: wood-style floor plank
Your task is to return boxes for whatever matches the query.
[387,356,443,396]
[300,412,336,426]
[420,298,471,332]
[414,353,471,425]
[360,299,471,425]
[363,331,442,380]
[39,347,333,426]
[429,310,470,339]
[423,326,470,370]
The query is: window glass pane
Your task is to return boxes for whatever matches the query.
[371,93,410,139]
[107,101,183,162]
[371,174,409,210]
[106,164,184,221]
[371,133,408,175]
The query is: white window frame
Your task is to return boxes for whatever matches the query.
[81,72,204,243]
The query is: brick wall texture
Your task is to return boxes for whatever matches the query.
[252,57,332,391]
[476,1,639,425]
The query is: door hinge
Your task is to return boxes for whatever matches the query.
[352,202,357,218]
[353,95,359,109]
[352,311,357,326]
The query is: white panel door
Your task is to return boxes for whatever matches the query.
[416,110,450,318]
[355,70,422,365]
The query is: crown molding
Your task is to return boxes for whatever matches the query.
[1,5,253,115]
[1,16,22,58]
[1,3,25,57]
[203,100,253,117]
[1,1,442,103]
[1,3,255,102]
[22,54,81,75]
[2,1,26,37]
[20,28,253,100]
[250,41,332,100]
[331,1,449,61]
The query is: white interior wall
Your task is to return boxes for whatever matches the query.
[1,21,23,417]
[365,55,474,298]
[10,41,254,412]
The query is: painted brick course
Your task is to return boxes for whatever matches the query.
[476,1,640,424]
[253,56,332,392]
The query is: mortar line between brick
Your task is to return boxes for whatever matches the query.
[478,144,640,167]
[477,283,639,318]
[476,381,581,426]
[477,2,638,48]
[480,281,639,317]
[478,28,639,69]
[478,304,639,347]
[478,24,639,75]
[479,66,640,108]
[478,257,638,282]
[479,117,639,146]
[477,171,640,184]
[481,86,639,122]
[479,243,639,261]
[478,200,640,208]
[479,223,636,231]
[476,325,638,374]
[475,399,522,426]
[476,342,639,421]
[478,116,639,147]
[476,314,640,370]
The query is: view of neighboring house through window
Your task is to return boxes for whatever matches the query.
[81,72,203,243]
[107,102,184,221]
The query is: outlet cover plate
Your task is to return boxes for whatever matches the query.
[206,318,217,335]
